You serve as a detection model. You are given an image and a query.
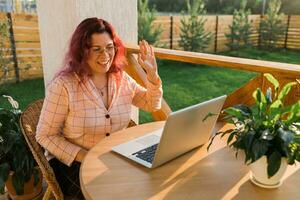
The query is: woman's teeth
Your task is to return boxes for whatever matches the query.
[97,60,109,65]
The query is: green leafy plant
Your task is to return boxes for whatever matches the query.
[138,0,163,47]
[0,95,39,195]
[259,0,286,49]
[207,73,300,178]
[226,0,252,50]
[179,0,212,52]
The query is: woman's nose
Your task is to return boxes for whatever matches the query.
[99,51,110,59]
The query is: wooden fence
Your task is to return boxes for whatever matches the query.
[153,15,300,52]
[0,12,42,84]
[0,13,300,85]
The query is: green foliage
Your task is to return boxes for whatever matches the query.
[0,19,9,83]
[149,0,300,15]
[149,0,186,13]
[138,0,163,47]
[226,0,252,50]
[0,96,39,195]
[207,73,300,178]
[259,0,286,49]
[179,0,212,52]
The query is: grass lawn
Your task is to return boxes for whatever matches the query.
[222,48,300,65]
[1,48,299,124]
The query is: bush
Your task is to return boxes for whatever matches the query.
[179,0,212,52]
[259,0,286,49]
[138,0,163,47]
[226,0,252,50]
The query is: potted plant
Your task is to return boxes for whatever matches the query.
[207,73,300,188]
[0,95,42,199]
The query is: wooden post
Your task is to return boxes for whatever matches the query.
[170,16,173,49]
[284,15,291,49]
[258,14,263,48]
[6,13,19,83]
[214,15,219,53]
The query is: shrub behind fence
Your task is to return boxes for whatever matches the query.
[154,14,300,52]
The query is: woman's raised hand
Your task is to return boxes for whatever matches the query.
[138,40,158,77]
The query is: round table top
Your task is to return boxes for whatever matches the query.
[80,121,300,200]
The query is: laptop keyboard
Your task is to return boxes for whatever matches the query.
[132,143,158,163]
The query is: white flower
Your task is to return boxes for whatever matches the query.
[236,121,245,132]
[2,95,19,109]
[232,117,238,123]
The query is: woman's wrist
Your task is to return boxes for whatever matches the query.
[147,71,160,84]
[75,148,88,163]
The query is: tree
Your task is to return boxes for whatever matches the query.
[259,0,286,49]
[149,0,185,13]
[151,0,299,15]
[0,19,9,83]
[226,0,252,50]
[138,0,162,46]
[179,0,212,52]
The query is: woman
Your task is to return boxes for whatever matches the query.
[36,18,162,199]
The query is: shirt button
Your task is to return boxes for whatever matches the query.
[106,133,110,137]
[105,114,110,119]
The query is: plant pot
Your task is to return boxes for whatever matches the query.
[5,167,43,200]
[249,156,287,188]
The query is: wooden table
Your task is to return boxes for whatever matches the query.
[80,121,300,200]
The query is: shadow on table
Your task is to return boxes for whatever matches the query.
[231,168,300,200]
[88,145,250,200]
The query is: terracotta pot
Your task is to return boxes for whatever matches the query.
[5,167,43,200]
[249,156,287,188]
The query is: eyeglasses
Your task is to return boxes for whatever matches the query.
[90,45,115,56]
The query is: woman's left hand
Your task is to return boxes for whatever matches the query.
[138,40,158,78]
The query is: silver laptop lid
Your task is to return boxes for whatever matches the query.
[151,95,226,168]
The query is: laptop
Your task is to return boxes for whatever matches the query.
[112,95,227,168]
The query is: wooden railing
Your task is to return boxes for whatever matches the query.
[125,44,300,121]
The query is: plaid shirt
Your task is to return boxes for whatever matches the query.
[36,71,162,166]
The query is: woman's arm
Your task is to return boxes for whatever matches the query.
[126,72,162,112]
[36,78,83,166]
[128,40,163,112]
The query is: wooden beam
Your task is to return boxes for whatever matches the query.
[125,44,300,76]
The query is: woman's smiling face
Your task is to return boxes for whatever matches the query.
[87,32,116,75]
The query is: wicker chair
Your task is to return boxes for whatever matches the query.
[19,99,137,200]
[20,99,64,200]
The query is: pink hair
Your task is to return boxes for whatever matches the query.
[55,18,127,83]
